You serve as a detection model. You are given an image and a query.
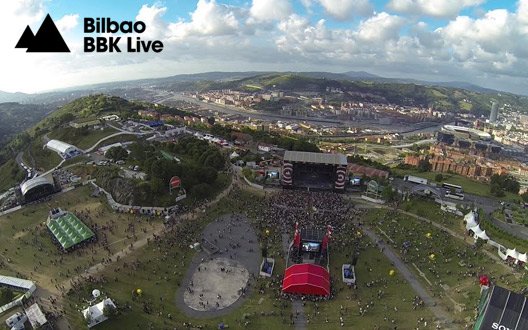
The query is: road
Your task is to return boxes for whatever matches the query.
[152,91,447,135]
[392,178,500,214]
[35,125,152,178]
[83,131,141,153]
[391,178,528,240]
[390,138,436,149]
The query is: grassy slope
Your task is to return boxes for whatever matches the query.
[0,185,163,289]
[25,137,62,171]
[60,190,435,330]
[62,191,291,330]
[363,208,525,324]
[48,126,118,150]
[0,159,25,191]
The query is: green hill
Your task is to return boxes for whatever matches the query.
[32,94,142,133]
[0,102,53,145]
[167,73,528,115]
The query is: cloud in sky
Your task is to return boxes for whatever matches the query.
[1,0,528,95]
[318,0,373,20]
[386,0,484,18]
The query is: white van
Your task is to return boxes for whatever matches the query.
[5,312,27,329]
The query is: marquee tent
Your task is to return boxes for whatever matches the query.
[471,226,490,241]
[47,212,95,250]
[464,211,478,229]
[82,298,116,328]
[282,264,330,296]
[506,248,520,260]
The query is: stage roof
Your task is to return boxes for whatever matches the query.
[475,285,528,330]
[284,151,347,166]
[47,212,95,250]
[20,176,53,196]
[300,228,325,242]
[282,264,330,296]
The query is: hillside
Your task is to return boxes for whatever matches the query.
[0,96,136,171]
[0,102,54,145]
[30,94,144,134]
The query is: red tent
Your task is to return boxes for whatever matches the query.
[282,264,330,296]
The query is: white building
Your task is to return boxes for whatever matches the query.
[100,114,120,121]
[45,140,80,158]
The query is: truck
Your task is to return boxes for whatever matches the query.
[404,175,428,185]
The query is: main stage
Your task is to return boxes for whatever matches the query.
[281,151,348,191]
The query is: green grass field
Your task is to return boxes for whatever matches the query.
[60,189,438,330]
[400,198,464,232]
[2,181,523,329]
[62,190,294,330]
[363,208,525,324]
[304,243,434,329]
[400,198,528,270]
[0,185,163,289]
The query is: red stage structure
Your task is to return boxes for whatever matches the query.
[282,223,332,297]
[282,264,330,296]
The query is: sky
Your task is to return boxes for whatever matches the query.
[1,0,528,94]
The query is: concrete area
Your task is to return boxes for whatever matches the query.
[176,214,260,317]
[183,257,249,311]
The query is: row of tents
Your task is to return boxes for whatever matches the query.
[464,211,528,267]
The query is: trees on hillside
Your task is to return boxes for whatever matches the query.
[106,146,128,161]
[490,174,520,197]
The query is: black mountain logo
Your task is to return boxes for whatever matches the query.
[15,14,70,52]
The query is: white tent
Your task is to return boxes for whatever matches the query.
[474,229,490,241]
[229,151,240,159]
[518,253,528,264]
[506,248,519,260]
[464,211,478,229]
[466,224,490,241]
[82,298,116,328]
